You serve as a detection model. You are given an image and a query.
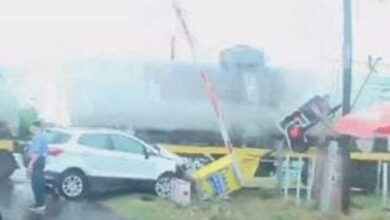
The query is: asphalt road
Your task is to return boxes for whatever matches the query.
[0,160,126,220]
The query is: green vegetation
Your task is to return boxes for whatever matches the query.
[106,189,390,220]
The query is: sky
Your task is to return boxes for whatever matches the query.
[0,0,389,126]
[0,0,388,70]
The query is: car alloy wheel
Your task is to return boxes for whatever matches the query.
[155,175,173,198]
[61,174,84,198]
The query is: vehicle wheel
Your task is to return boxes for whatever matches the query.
[58,170,88,200]
[155,173,174,198]
[0,151,17,182]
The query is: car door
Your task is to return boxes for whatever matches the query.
[78,133,124,178]
[109,134,156,180]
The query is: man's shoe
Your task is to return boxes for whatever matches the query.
[29,205,46,213]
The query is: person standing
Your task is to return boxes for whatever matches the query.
[27,121,48,212]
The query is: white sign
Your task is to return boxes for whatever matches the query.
[170,178,191,206]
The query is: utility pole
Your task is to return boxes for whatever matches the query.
[340,0,353,214]
[320,0,353,217]
[342,0,352,115]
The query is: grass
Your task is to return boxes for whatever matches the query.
[106,190,304,220]
[348,194,390,220]
[106,189,390,220]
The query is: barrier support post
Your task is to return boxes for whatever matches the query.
[307,158,316,202]
[382,163,388,207]
[296,156,303,205]
[284,156,290,200]
[376,160,382,195]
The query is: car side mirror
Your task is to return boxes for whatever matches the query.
[144,148,150,160]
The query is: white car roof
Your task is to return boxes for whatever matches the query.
[46,126,130,136]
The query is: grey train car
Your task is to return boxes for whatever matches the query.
[62,46,321,147]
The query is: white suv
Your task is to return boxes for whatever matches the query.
[44,127,178,199]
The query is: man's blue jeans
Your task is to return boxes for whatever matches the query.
[31,157,46,207]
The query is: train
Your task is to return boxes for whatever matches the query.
[60,45,325,147]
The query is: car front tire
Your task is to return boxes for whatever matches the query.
[155,173,174,198]
[58,170,89,200]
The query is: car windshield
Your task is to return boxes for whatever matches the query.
[45,130,71,145]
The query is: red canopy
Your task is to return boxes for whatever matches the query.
[333,102,390,138]
[375,125,390,134]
